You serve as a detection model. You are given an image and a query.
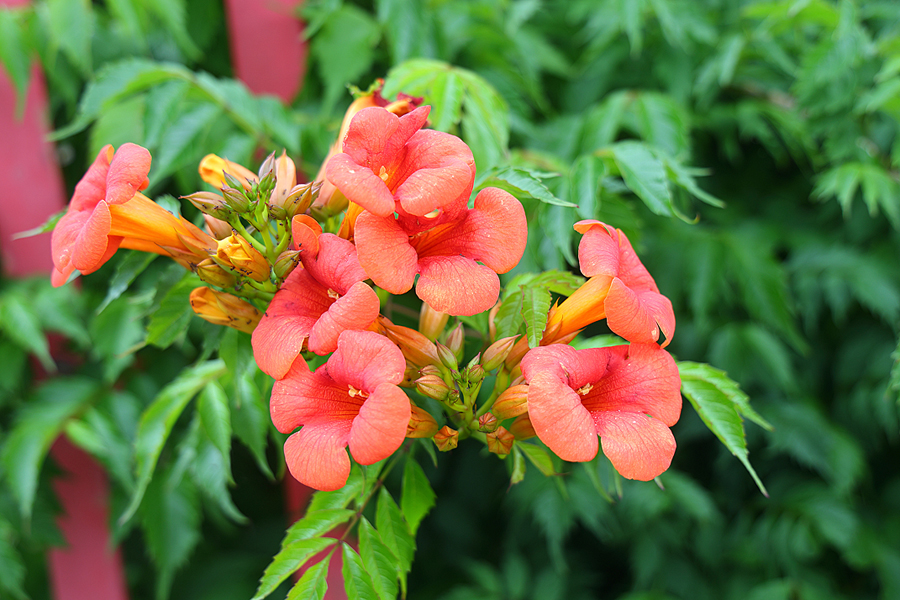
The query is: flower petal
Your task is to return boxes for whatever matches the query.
[105,143,151,205]
[355,211,419,294]
[325,153,396,217]
[304,233,369,295]
[70,145,113,211]
[270,359,363,432]
[393,129,475,216]
[416,254,500,316]
[575,222,620,278]
[349,383,410,465]
[283,422,353,491]
[604,278,676,347]
[325,330,407,393]
[593,411,676,481]
[308,282,381,355]
[72,200,114,273]
[526,370,599,462]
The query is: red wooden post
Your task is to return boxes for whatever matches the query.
[0,5,130,597]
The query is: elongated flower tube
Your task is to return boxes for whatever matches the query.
[51,144,216,287]
[251,216,380,379]
[521,343,682,481]
[325,106,476,218]
[355,187,527,316]
[270,330,411,491]
[546,221,675,347]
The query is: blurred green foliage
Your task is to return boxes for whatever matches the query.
[2,0,900,599]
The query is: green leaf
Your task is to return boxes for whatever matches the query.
[678,361,770,495]
[375,488,415,577]
[120,360,227,525]
[197,382,232,481]
[306,466,365,513]
[342,543,379,600]
[251,537,337,600]
[34,281,90,348]
[219,327,256,378]
[0,8,33,113]
[286,555,330,600]
[482,167,574,207]
[145,0,200,59]
[96,252,158,314]
[312,5,381,111]
[283,509,355,546]
[145,274,197,348]
[494,288,525,340]
[569,154,604,219]
[149,103,222,186]
[358,517,400,600]
[522,286,552,348]
[0,378,99,520]
[423,69,464,132]
[611,141,680,218]
[45,0,93,76]
[88,95,145,160]
[518,442,557,476]
[400,457,436,536]
[0,516,27,600]
[510,445,526,485]
[0,290,54,371]
[229,372,273,479]
[143,80,189,148]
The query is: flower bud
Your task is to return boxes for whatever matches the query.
[215,233,270,282]
[466,364,485,384]
[486,426,514,456]
[436,342,458,372]
[189,287,261,333]
[446,323,464,360]
[281,181,320,220]
[445,389,463,409]
[377,316,440,369]
[477,412,499,433]
[199,154,257,191]
[492,384,529,420]
[273,250,301,280]
[257,150,277,180]
[482,336,518,372]
[267,151,298,217]
[508,414,536,441]
[415,374,451,402]
[419,364,442,378]
[418,303,449,341]
[504,337,531,370]
[183,191,232,220]
[221,185,251,213]
[488,301,502,341]
[433,426,458,452]
[196,258,237,288]
[204,214,233,240]
[407,404,440,439]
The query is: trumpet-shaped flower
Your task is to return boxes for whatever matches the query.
[354,187,527,316]
[521,343,682,481]
[546,221,675,347]
[325,106,476,218]
[51,144,215,287]
[252,217,380,379]
[270,330,411,491]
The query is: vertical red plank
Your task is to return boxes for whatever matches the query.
[223,0,307,102]
[0,2,130,598]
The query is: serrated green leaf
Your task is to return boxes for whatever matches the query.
[145,0,200,59]
[145,274,197,348]
[34,282,90,348]
[46,0,93,76]
[611,141,680,218]
[0,9,33,113]
[425,69,464,132]
[306,466,365,513]
[251,537,337,600]
[287,556,330,600]
[0,290,54,371]
[375,488,414,576]
[483,167,573,207]
[283,509,355,546]
[522,286,552,348]
[197,382,232,478]
[678,361,769,495]
[96,252,158,314]
[358,517,400,600]
[0,516,27,600]
[189,431,247,523]
[312,5,380,111]
[342,543,379,600]
[0,378,99,520]
[570,154,603,219]
[88,95,145,160]
[143,80,189,148]
[120,360,227,525]
[148,103,222,186]
[518,442,557,476]
[229,372,273,480]
[495,287,525,340]
[400,457,435,536]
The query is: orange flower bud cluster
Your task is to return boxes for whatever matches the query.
[214,233,270,282]
[189,287,262,334]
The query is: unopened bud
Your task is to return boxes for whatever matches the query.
[446,323,464,360]
[377,316,440,368]
[189,287,261,334]
[488,301,502,341]
[215,233,270,282]
[433,426,458,452]
[221,185,251,212]
[492,384,529,420]
[436,342,458,372]
[419,364,442,378]
[281,181,320,220]
[445,389,464,410]
[204,214,233,239]
[267,151,298,219]
[415,374,451,402]
[196,258,237,288]
[257,150,277,181]
[419,303,449,341]
[504,337,531,370]
[482,336,518,372]
[407,404,440,439]
[486,426,514,456]
[199,154,257,191]
[477,412,499,433]
[508,414,536,440]
[183,191,232,220]
[466,364,485,384]
[273,250,301,280]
